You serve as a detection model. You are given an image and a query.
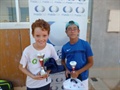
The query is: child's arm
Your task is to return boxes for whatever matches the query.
[19,64,47,80]
[61,59,70,77]
[71,56,93,78]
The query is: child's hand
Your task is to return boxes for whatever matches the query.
[70,71,79,78]
[46,70,51,75]
[65,69,70,78]
[32,73,47,80]
[40,73,48,78]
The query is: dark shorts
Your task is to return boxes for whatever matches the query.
[27,83,51,90]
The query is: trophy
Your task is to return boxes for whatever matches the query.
[63,61,85,90]
[70,61,77,73]
[37,53,46,76]
[70,61,78,83]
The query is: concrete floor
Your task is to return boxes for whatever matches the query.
[89,67,120,90]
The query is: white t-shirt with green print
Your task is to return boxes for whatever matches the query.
[20,43,59,88]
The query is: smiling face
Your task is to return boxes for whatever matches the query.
[33,27,49,49]
[31,19,50,50]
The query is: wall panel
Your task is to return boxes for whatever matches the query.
[0,29,30,86]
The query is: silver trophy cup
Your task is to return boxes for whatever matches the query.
[63,61,85,90]
[70,61,77,74]
[37,53,46,76]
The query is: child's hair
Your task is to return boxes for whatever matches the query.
[31,19,50,35]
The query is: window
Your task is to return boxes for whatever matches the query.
[0,0,16,22]
[0,0,29,22]
[8,7,16,22]
[19,0,29,22]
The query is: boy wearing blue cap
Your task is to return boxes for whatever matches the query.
[61,20,94,90]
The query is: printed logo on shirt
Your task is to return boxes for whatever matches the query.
[32,59,37,64]
[66,49,71,52]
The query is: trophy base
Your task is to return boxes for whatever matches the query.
[40,73,48,78]
[63,78,85,90]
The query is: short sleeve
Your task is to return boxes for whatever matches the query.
[85,42,93,57]
[50,44,59,60]
[20,50,29,68]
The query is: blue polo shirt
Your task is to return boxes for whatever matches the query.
[61,39,93,80]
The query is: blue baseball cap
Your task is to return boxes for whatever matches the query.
[65,20,79,30]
